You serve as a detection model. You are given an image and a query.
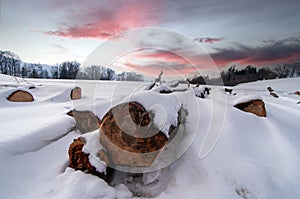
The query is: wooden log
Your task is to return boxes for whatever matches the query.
[270,92,279,98]
[67,110,100,134]
[99,102,173,167]
[71,87,81,100]
[68,138,95,172]
[7,90,34,102]
[68,138,114,182]
[267,87,274,92]
[234,99,266,117]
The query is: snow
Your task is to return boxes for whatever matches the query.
[151,85,172,93]
[192,86,204,97]
[233,95,263,106]
[122,90,181,137]
[82,130,107,173]
[0,74,300,199]
[142,170,161,185]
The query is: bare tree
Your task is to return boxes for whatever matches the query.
[273,64,289,78]
[58,61,80,79]
[0,50,21,76]
[288,63,300,77]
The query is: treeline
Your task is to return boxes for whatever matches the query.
[0,50,144,81]
[22,63,51,78]
[75,65,144,81]
[189,63,300,86]
[2,49,300,85]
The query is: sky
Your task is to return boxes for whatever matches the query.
[1,0,300,79]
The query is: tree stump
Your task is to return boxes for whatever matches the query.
[7,90,34,102]
[67,110,100,134]
[234,99,266,117]
[71,87,81,100]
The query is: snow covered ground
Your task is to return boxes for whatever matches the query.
[0,74,300,199]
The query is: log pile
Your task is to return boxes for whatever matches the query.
[68,101,181,175]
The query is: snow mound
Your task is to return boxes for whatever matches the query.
[233,95,263,106]
[44,168,132,199]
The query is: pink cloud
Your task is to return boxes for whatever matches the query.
[114,49,215,77]
[132,50,189,65]
[45,2,160,39]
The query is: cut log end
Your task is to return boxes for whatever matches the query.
[68,137,115,183]
[67,110,100,134]
[7,90,34,102]
[71,87,81,100]
[234,99,266,117]
[68,138,96,172]
[99,102,172,167]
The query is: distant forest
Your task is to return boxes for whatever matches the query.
[1,50,300,85]
[188,63,300,86]
[0,50,144,81]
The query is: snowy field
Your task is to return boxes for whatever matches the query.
[0,74,300,199]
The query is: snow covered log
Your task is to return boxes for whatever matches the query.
[70,87,81,100]
[68,137,113,182]
[67,99,183,186]
[7,90,34,102]
[99,102,175,167]
[234,99,266,117]
[67,110,100,134]
[68,138,98,174]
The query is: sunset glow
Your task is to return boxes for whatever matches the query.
[1,0,300,77]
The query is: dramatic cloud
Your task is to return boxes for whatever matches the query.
[44,1,162,39]
[113,36,300,78]
[112,48,216,78]
[114,49,193,76]
[211,36,300,66]
[194,37,223,44]
[132,49,189,65]
[4,0,299,67]
[45,25,127,39]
